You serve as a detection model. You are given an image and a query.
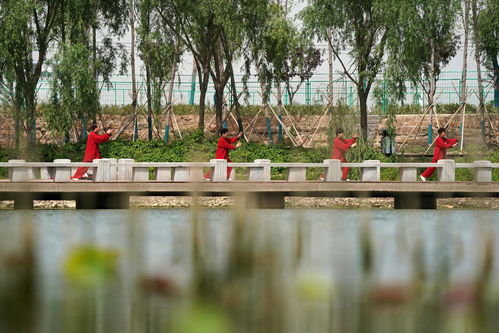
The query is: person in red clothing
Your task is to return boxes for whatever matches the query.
[204,128,243,180]
[420,127,459,181]
[72,124,114,180]
[331,127,358,181]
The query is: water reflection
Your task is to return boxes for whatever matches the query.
[1,209,498,332]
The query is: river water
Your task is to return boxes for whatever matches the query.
[1,209,499,332]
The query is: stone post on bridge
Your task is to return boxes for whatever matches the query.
[249,159,271,181]
[54,159,71,182]
[324,159,342,181]
[473,160,492,182]
[118,159,134,181]
[8,160,29,182]
[437,159,455,181]
[210,159,228,182]
[95,159,113,182]
[361,160,381,181]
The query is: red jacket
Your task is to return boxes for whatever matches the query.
[332,137,357,162]
[215,136,239,161]
[82,131,111,162]
[431,137,458,162]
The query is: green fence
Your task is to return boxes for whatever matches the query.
[33,71,496,110]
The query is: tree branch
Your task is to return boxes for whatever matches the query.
[327,33,358,85]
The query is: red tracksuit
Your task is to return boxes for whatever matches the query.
[72,131,111,179]
[421,136,458,178]
[204,136,240,179]
[332,137,357,180]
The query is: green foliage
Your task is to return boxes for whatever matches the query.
[47,43,100,136]
[476,0,499,67]
[385,0,460,101]
[346,142,398,180]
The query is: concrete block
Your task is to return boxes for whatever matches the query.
[361,160,380,181]
[210,159,228,182]
[118,159,134,181]
[249,159,271,181]
[287,167,306,181]
[437,159,455,182]
[133,168,149,181]
[473,160,492,182]
[399,167,417,181]
[54,159,72,182]
[324,159,342,181]
[8,160,28,182]
[156,167,172,181]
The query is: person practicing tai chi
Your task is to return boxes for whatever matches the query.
[331,128,358,181]
[72,124,114,180]
[204,128,243,181]
[420,127,459,181]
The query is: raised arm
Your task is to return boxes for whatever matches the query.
[227,137,240,144]
[334,138,354,151]
[436,137,457,149]
[92,133,111,144]
[218,139,237,150]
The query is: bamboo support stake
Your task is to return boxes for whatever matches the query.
[267,104,299,146]
[424,100,470,154]
[302,98,333,148]
[397,104,432,152]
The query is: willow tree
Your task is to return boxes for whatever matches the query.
[156,0,270,131]
[138,0,180,141]
[475,0,499,107]
[302,0,395,141]
[47,0,128,141]
[385,0,459,143]
[0,0,65,147]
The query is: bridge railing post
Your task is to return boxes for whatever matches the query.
[109,158,118,180]
[40,166,54,180]
[287,166,306,182]
[95,159,112,182]
[324,159,341,181]
[118,159,134,181]
[211,159,228,182]
[437,159,455,181]
[399,166,417,181]
[249,159,271,181]
[361,160,380,181]
[156,166,172,181]
[133,165,149,181]
[54,159,72,182]
[173,166,189,181]
[473,160,492,182]
[8,160,28,182]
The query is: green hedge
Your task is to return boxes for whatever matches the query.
[0,131,497,181]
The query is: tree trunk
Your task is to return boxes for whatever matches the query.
[25,81,37,146]
[471,0,486,141]
[214,83,224,129]
[328,31,334,124]
[428,39,436,144]
[229,64,243,132]
[460,0,469,150]
[198,69,209,131]
[130,0,138,141]
[358,88,368,141]
[494,56,499,107]
[146,66,152,140]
